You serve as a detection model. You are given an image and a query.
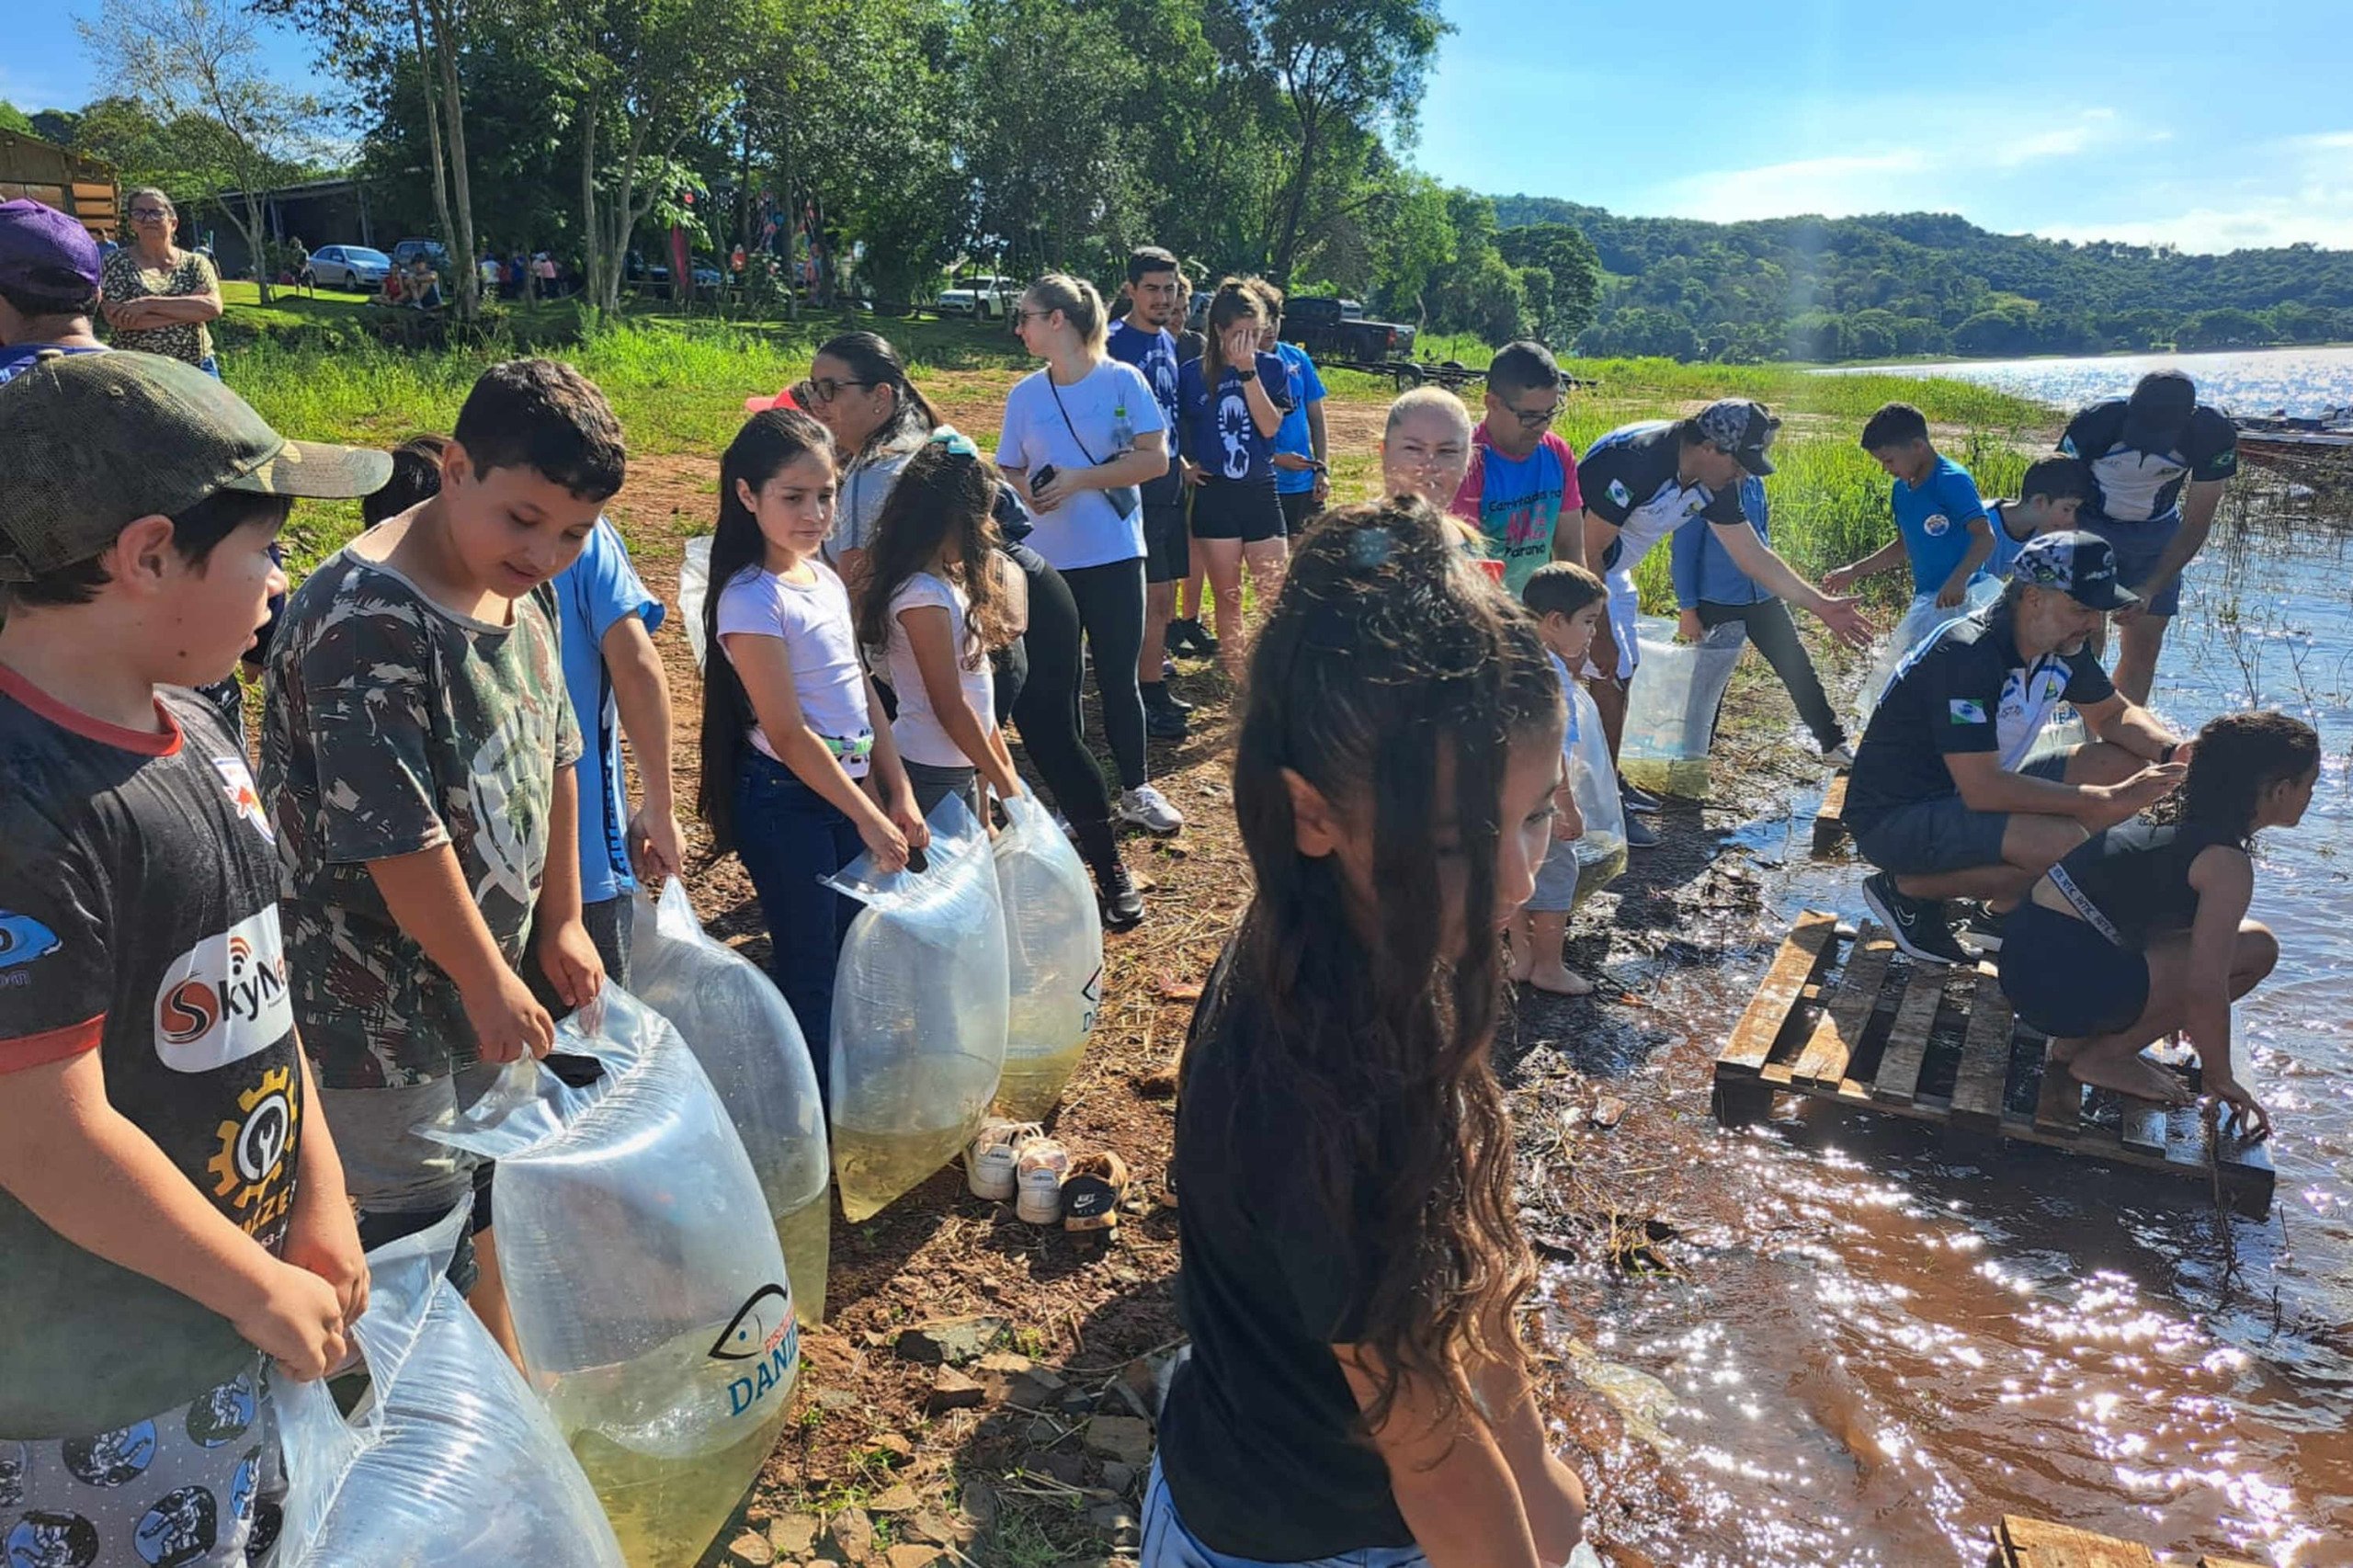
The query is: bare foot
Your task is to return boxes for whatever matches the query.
[1528,964,1595,996]
[2069,1051,2195,1106]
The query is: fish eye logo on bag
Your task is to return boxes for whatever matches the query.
[711,1281,799,1417]
[153,908,292,1072]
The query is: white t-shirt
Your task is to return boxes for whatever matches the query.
[995,358,1165,572]
[881,570,995,769]
[713,560,874,777]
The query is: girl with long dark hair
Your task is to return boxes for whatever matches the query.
[856,433,1026,820]
[1147,496,1588,1566]
[801,330,944,592]
[2000,708,2318,1131]
[1176,278,1290,671]
[698,407,927,1094]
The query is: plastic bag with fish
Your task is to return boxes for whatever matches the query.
[1855,575,2003,728]
[276,1206,624,1568]
[1564,682,1628,906]
[1619,617,1746,798]
[990,792,1103,1121]
[419,986,796,1568]
[824,793,1009,1221]
[630,876,832,1325]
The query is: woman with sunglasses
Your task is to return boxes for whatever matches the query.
[997,273,1184,836]
[800,331,945,597]
[99,187,223,375]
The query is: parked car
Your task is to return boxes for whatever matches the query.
[389,237,449,270]
[307,244,391,292]
[1284,296,1416,364]
[935,274,1017,321]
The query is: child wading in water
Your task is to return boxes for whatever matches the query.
[1152,496,1587,1565]
[699,406,926,1097]
[1998,710,2317,1132]
[855,431,1027,822]
[1511,562,1608,995]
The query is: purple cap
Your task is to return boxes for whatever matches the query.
[0,199,103,303]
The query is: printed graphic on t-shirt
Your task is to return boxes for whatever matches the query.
[209,754,275,846]
[153,906,292,1074]
[1995,660,2073,767]
[0,910,61,972]
[205,1060,300,1236]
[1923,512,1951,537]
[465,710,547,909]
[1217,385,1253,480]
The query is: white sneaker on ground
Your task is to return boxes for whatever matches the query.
[1118,785,1184,835]
[1821,742,1856,769]
[1016,1138,1072,1225]
[967,1119,1041,1202]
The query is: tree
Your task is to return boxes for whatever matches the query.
[0,102,33,136]
[80,0,324,301]
[2176,307,2272,351]
[1495,222,1601,347]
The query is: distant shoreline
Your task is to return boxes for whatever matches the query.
[1817,342,2353,373]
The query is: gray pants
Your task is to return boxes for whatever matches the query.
[904,759,981,824]
[2,1361,285,1567]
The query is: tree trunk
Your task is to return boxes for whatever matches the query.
[426,0,480,320]
[408,3,459,307]
[238,190,274,303]
[1272,114,1319,285]
[579,99,601,311]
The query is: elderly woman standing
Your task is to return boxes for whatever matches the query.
[99,187,223,375]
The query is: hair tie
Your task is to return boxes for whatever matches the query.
[928,426,979,459]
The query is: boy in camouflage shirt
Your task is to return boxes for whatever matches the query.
[261,358,626,1358]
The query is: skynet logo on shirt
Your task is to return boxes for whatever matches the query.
[153,905,292,1072]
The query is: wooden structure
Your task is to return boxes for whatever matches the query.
[1812,773,1850,857]
[1714,912,2274,1216]
[1987,1514,2262,1568]
[0,130,118,241]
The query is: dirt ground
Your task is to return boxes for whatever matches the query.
[603,410,1841,1568]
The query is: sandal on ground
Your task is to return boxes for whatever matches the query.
[1061,1152,1132,1233]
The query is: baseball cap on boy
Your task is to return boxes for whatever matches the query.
[0,350,391,581]
[2006,529,2139,611]
[1693,398,1780,475]
[0,199,102,309]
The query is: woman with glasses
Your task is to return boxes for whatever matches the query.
[800,331,945,595]
[997,273,1185,837]
[98,188,223,375]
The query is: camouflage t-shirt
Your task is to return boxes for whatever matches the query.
[260,547,582,1090]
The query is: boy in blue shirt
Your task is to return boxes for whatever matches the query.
[1985,456,2093,580]
[1824,403,1992,609]
[1256,286,1330,537]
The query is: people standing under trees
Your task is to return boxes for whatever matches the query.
[996,273,1184,835]
[1449,340,1586,589]
[2058,369,2240,705]
[1257,283,1331,538]
[1169,271,1215,656]
[1176,278,1291,673]
[1107,245,1196,741]
[99,187,223,375]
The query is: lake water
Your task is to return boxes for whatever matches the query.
[1547,507,2353,1565]
[1826,345,2353,420]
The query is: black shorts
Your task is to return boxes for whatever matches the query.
[1998,899,2150,1038]
[1278,487,1320,537]
[1190,478,1285,544]
[1144,499,1190,585]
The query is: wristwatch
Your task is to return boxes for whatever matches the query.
[1233,367,1257,383]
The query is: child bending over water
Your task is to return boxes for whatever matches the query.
[1998,709,2318,1133]
[1151,495,1587,1566]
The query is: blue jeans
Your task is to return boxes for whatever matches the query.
[1141,1456,1429,1568]
[733,749,862,1100]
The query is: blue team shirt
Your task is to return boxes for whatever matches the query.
[1891,455,1990,597]
[1177,351,1290,485]
[1270,342,1326,496]
[553,518,665,904]
[1107,319,1183,506]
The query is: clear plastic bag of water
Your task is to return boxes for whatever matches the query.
[276,1206,625,1568]
[1856,576,2002,726]
[630,877,832,1325]
[990,792,1104,1120]
[1620,617,1747,798]
[419,986,797,1567]
[824,792,1010,1221]
[679,536,711,667]
[1564,682,1628,906]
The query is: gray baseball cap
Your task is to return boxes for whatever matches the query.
[1694,398,1780,475]
[0,350,391,582]
[2008,529,2139,611]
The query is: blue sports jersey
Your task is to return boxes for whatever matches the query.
[1891,455,1989,597]
[1107,318,1183,506]
[1178,351,1290,485]
[1270,342,1326,496]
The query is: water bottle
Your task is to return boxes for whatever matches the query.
[1110,400,1134,455]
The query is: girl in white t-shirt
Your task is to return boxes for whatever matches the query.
[698,405,927,1098]
[857,431,1029,823]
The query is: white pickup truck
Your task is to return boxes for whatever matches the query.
[935,274,1018,321]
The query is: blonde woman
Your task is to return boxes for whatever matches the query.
[99,188,223,374]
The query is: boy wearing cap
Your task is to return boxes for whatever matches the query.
[1844,531,2188,965]
[260,358,621,1358]
[0,198,108,383]
[0,353,384,1562]
[1576,401,1872,761]
[2059,369,2239,704]
[1824,402,1994,609]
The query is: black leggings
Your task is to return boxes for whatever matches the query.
[1003,545,1118,853]
[1697,597,1846,750]
[1054,555,1150,791]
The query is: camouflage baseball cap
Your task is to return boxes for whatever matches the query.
[0,350,391,582]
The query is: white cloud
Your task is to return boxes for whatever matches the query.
[1654,150,1933,223]
[2039,130,2353,252]
[1988,108,2123,168]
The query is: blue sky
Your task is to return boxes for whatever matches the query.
[12,0,2350,254]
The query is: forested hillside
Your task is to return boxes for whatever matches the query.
[1495,195,2353,362]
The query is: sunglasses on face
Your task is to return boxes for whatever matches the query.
[806,377,878,403]
[1011,307,1058,327]
[1508,398,1564,427]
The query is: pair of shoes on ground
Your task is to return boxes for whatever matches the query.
[1861,871,2006,966]
[1167,618,1221,660]
[967,1119,1131,1232]
[1117,784,1183,835]
[1617,779,1663,849]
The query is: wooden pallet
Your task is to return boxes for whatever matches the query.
[1812,773,1850,857]
[1986,1515,2263,1568]
[1714,911,2275,1216]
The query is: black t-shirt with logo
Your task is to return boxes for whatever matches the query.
[1845,598,2113,835]
[1155,944,1416,1559]
[2058,399,2239,525]
[0,674,301,1437]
